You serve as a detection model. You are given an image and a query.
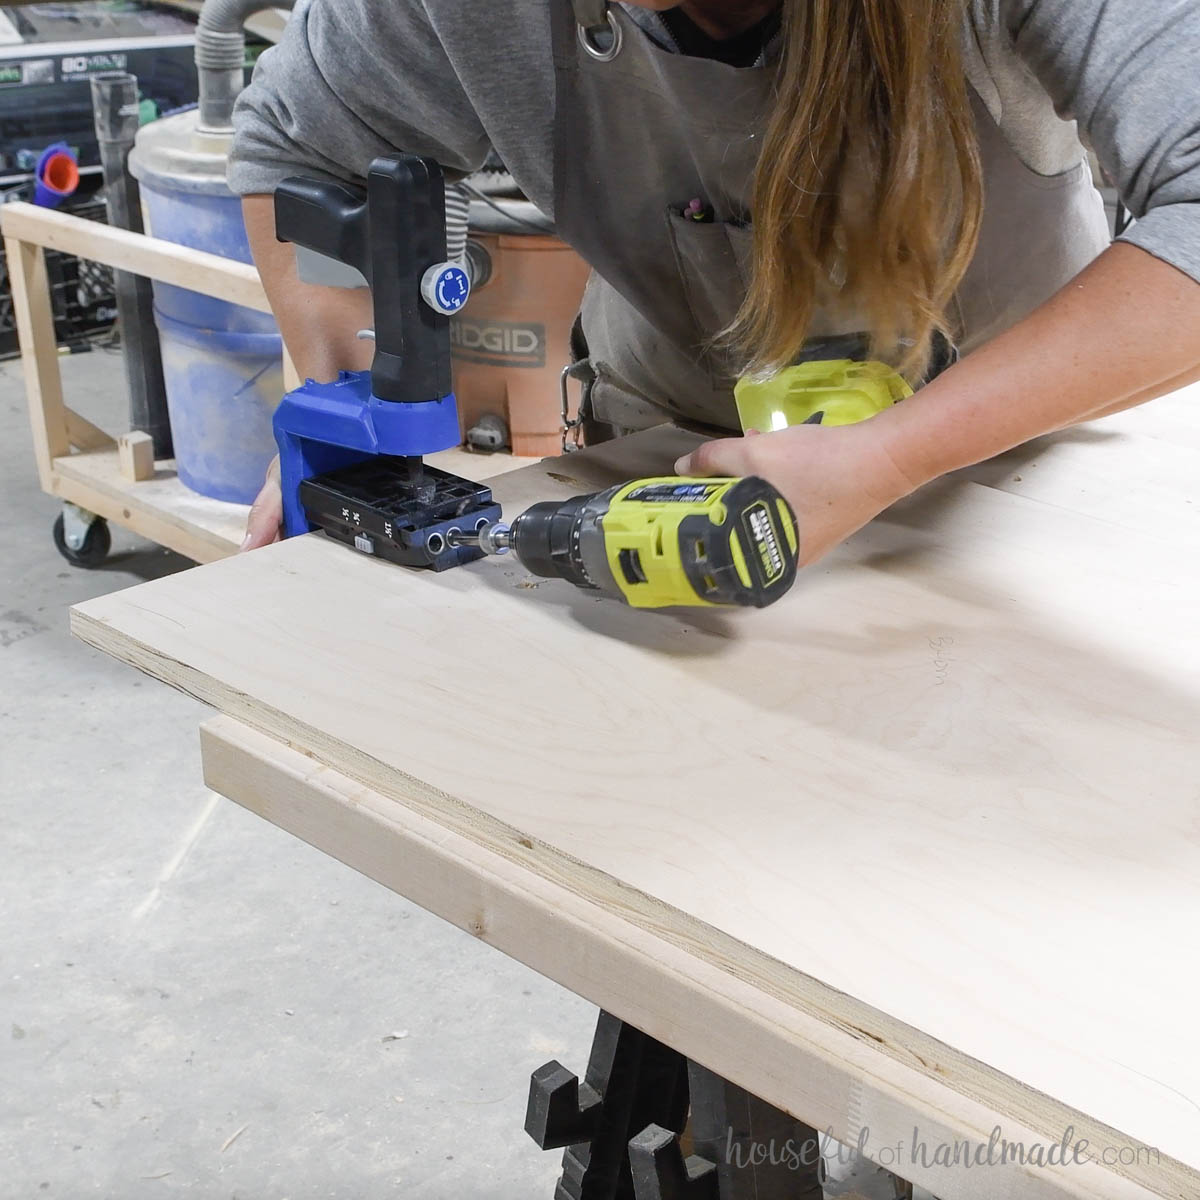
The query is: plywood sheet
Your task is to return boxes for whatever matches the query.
[72,422,1200,1197]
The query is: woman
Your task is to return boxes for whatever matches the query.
[232,0,1200,562]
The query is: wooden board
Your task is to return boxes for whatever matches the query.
[72,422,1200,1200]
[959,423,1200,539]
[5,235,69,488]
[53,448,249,563]
[200,714,1164,1200]
[117,432,155,483]
[0,204,271,314]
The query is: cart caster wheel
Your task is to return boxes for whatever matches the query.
[53,513,111,568]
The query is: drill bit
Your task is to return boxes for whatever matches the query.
[447,521,512,555]
[394,455,437,506]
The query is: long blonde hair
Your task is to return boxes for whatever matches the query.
[732,0,983,380]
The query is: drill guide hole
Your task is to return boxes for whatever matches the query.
[426,533,446,556]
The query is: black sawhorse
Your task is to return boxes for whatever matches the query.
[525,1010,828,1200]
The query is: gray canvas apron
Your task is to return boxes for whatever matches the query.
[552,0,1111,434]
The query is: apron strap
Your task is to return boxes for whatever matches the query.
[561,312,595,451]
[571,0,609,30]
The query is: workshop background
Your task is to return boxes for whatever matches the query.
[4,354,608,1199]
[0,2,602,1195]
[0,1,1166,1197]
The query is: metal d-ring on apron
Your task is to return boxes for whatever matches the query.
[571,0,622,62]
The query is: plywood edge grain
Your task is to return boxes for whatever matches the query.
[198,714,1177,1200]
[69,593,1191,1199]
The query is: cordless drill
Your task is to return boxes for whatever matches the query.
[449,475,800,609]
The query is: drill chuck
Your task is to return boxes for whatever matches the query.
[507,494,615,592]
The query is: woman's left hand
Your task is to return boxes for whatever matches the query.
[674,420,921,566]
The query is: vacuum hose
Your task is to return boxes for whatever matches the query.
[443,182,470,266]
[195,0,476,296]
[92,72,172,457]
[195,0,296,133]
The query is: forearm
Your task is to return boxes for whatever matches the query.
[243,194,374,383]
[1070,361,1200,425]
[881,243,1200,486]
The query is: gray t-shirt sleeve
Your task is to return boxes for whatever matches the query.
[1005,0,1200,283]
[228,0,492,195]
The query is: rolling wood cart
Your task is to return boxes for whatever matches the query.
[1,200,528,566]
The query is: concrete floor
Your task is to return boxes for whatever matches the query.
[0,348,602,1198]
[1,347,905,1199]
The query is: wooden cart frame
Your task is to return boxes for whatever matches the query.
[1,200,300,564]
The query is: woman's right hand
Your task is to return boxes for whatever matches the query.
[241,455,284,550]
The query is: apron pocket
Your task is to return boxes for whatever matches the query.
[580,267,744,429]
[665,208,753,344]
[589,360,673,431]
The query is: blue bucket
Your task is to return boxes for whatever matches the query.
[130,111,284,504]
[154,308,283,503]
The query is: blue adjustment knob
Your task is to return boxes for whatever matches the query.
[420,262,471,315]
